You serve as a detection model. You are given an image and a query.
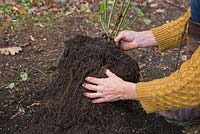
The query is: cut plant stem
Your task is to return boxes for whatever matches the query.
[121,7,139,30]
[107,0,117,32]
[100,15,108,36]
[115,0,131,37]
[122,16,138,30]
[120,13,128,30]
[128,16,138,28]
[109,13,122,39]
[110,0,126,39]
[104,0,108,31]
[119,0,126,17]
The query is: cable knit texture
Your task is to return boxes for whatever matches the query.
[151,9,191,52]
[136,9,200,113]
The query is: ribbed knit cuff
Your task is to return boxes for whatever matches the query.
[136,83,157,113]
[151,9,191,52]
[151,27,177,52]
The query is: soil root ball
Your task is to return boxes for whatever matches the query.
[19,35,181,134]
[46,35,140,134]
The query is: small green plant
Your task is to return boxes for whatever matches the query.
[6,72,30,90]
[7,82,16,90]
[0,13,55,32]
[0,5,13,14]
[20,72,29,81]
[18,0,32,10]
[133,7,152,26]
[98,0,152,39]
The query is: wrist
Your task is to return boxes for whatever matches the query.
[137,31,158,48]
[121,82,138,101]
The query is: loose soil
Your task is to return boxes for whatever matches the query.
[1,35,182,134]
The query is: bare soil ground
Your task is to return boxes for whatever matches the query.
[0,0,199,134]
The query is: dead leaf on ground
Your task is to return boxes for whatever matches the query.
[18,7,27,14]
[12,6,19,11]
[0,47,22,55]
[30,35,35,41]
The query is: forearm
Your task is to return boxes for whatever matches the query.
[136,47,200,113]
[137,31,158,48]
[151,9,191,52]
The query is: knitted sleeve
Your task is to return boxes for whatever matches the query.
[151,9,191,52]
[136,47,200,113]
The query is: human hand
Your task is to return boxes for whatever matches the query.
[82,69,138,103]
[114,30,157,50]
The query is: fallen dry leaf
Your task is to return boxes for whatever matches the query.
[12,6,19,11]
[18,7,27,14]
[30,35,35,41]
[0,47,22,55]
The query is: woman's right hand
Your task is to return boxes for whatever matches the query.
[114,30,158,51]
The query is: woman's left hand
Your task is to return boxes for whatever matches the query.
[82,69,138,103]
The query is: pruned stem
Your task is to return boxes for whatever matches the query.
[110,0,126,39]
[104,0,108,30]
[129,16,138,27]
[119,0,126,17]
[121,16,138,30]
[107,0,117,32]
[100,15,107,36]
[109,13,122,39]
[115,0,131,37]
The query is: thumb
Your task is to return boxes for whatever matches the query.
[105,69,116,77]
[114,32,124,45]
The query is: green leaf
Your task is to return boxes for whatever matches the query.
[98,2,105,14]
[8,83,16,90]
[0,6,13,13]
[143,18,152,25]
[133,7,144,17]
[20,72,29,81]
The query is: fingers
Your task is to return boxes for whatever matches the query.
[84,93,107,103]
[105,69,116,77]
[85,77,102,84]
[92,98,107,103]
[84,92,102,99]
[120,41,139,50]
[114,31,125,45]
[83,83,100,91]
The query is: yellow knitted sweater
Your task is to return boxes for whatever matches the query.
[136,9,200,113]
